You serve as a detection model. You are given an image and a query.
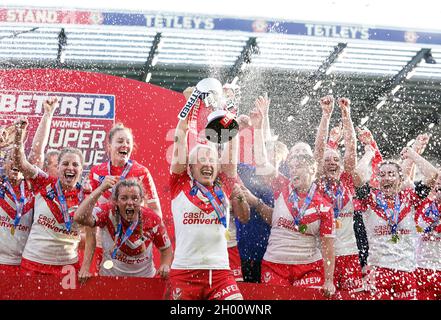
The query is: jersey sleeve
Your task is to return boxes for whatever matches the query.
[319,201,335,237]
[340,171,355,196]
[404,186,427,208]
[143,209,171,250]
[28,167,53,192]
[169,171,190,199]
[140,167,159,204]
[414,198,431,225]
[89,165,101,191]
[92,202,112,228]
[270,174,289,199]
[218,172,238,198]
[353,183,372,212]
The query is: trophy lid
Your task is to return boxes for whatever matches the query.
[205,110,239,144]
[196,78,223,95]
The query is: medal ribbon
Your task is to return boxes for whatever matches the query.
[288,183,317,226]
[421,202,440,234]
[111,213,139,259]
[54,180,83,232]
[324,182,344,219]
[192,180,228,229]
[376,192,401,236]
[3,178,25,229]
[108,160,133,180]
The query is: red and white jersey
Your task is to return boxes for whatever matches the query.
[89,160,159,205]
[317,172,358,257]
[414,199,441,270]
[170,171,236,270]
[263,175,335,265]
[354,188,421,272]
[93,203,171,277]
[22,171,82,266]
[0,180,34,265]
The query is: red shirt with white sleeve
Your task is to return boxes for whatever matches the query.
[0,180,34,265]
[354,188,421,272]
[93,202,171,277]
[414,199,441,271]
[170,171,236,270]
[317,172,358,257]
[89,160,159,205]
[264,175,335,265]
[22,170,82,266]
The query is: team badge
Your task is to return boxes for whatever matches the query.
[172,287,182,300]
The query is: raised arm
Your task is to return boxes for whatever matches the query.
[28,98,57,168]
[12,119,39,179]
[356,126,383,188]
[220,126,239,178]
[400,147,438,187]
[355,144,376,186]
[314,95,334,177]
[170,118,189,174]
[74,176,119,227]
[406,133,430,181]
[338,98,357,175]
[254,93,273,142]
[250,106,275,176]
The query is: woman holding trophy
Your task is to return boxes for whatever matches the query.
[167,78,246,300]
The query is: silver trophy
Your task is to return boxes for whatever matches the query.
[178,78,239,144]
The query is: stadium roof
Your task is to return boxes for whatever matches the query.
[1,7,440,161]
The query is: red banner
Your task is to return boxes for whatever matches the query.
[0,8,103,25]
[0,275,369,300]
[0,68,185,245]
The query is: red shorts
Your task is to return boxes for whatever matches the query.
[167,269,243,300]
[334,254,363,290]
[0,264,21,276]
[261,259,324,287]
[228,246,243,281]
[20,258,80,277]
[368,267,416,300]
[415,268,441,300]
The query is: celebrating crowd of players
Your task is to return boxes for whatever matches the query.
[0,85,440,301]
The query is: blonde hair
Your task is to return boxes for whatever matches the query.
[188,144,218,165]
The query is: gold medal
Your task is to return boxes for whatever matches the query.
[10,227,15,236]
[103,260,114,270]
[299,224,308,234]
[390,234,400,244]
[225,229,231,241]
[416,225,423,233]
[335,219,342,229]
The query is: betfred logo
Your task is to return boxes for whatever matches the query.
[0,91,114,119]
